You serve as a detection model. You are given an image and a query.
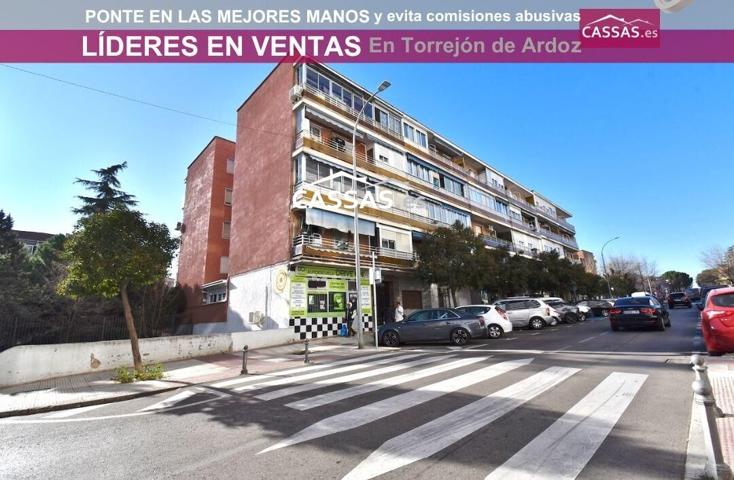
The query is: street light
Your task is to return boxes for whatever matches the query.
[352,80,391,349]
[601,236,621,298]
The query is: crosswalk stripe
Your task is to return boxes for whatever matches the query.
[484,371,647,480]
[287,356,488,411]
[209,352,399,389]
[256,354,450,402]
[258,357,531,454]
[233,353,425,393]
[139,388,202,412]
[341,366,580,480]
[43,403,108,419]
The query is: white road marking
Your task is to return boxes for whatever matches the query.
[139,388,203,412]
[485,371,646,480]
[598,331,610,336]
[234,354,421,393]
[255,354,435,401]
[578,336,597,344]
[210,352,398,388]
[530,332,541,336]
[43,403,108,418]
[503,337,519,341]
[286,356,485,411]
[259,357,532,453]
[342,366,580,480]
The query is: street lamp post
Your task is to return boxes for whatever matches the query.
[601,236,621,298]
[352,80,391,349]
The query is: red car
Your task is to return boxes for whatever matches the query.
[701,287,734,356]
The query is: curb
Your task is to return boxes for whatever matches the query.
[0,384,188,419]
[685,398,709,480]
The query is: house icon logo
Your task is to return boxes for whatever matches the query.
[580,9,661,48]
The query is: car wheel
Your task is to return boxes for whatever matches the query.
[529,317,545,330]
[657,317,666,331]
[578,313,587,322]
[381,330,400,347]
[487,324,504,339]
[450,328,471,346]
[565,312,578,324]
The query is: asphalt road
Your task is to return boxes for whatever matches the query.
[0,307,703,480]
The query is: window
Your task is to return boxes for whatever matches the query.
[310,125,321,139]
[226,158,235,174]
[407,159,431,182]
[202,288,227,305]
[329,292,347,312]
[712,294,734,308]
[494,200,508,216]
[402,290,423,309]
[307,293,329,313]
[403,122,428,147]
[525,300,541,309]
[333,137,347,152]
[375,107,390,128]
[407,310,432,322]
[306,68,319,89]
[219,256,229,274]
[378,154,389,163]
[224,188,233,206]
[222,221,231,239]
[441,176,465,197]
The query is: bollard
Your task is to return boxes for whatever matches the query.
[240,345,248,375]
[691,354,733,480]
[304,339,310,364]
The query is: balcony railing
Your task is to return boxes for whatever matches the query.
[292,235,417,264]
[538,228,579,249]
[301,84,403,141]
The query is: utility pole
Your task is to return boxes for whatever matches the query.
[601,236,621,298]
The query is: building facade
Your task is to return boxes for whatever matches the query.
[12,230,54,255]
[178,61,581,336]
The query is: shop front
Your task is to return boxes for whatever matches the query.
[288,264,373,339]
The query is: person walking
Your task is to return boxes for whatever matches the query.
[346,301,357,336]
[394,301,404,322]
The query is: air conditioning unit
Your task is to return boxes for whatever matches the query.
[289,85,304,103]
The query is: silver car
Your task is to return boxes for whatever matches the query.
[378,308,487,347]
[492,298,557,330]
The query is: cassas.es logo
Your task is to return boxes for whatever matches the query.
[579,9,661,48]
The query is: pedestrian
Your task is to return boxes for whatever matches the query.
[346,301,357,336]
[394,301,404,322]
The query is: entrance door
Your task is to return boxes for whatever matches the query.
[376,281,392,325]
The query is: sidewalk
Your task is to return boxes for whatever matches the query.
[0,334,379,417]
[705,357,734,468]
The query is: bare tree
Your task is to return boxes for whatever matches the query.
[701,246,734,284]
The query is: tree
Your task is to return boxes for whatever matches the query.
[59,209,177,370]
[701,246,734,285]
[73,162,137,216]
[661,270,693,291]
[0,210,41,320]
[697,268,723,287]
[415,221,488,306]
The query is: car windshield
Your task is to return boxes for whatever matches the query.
[671,293,685,298]
[614,297,653,307]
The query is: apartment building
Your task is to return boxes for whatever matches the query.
[178,61,581,336]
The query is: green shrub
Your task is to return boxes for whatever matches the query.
[112,364,165,383]
[112,367,135,383]
[134,363,165,381]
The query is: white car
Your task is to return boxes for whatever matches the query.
[455,305,513,339]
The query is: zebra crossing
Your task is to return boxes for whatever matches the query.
[30,351,649,479]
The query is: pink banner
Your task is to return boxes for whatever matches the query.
[0,29,732,62]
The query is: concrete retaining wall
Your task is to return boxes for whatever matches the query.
[0,328,300,387]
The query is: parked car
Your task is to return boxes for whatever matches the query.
[698,285,731,311]
[701,287,734,356]
[609,296,670,331]
[378,308,486,347]
[539,297,585,323]
[667,292,692,309]
[576,299,613,317]
[455,305,513,339]
[686,287,701,302]
[492,298,557,330]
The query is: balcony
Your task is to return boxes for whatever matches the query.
[538,228,579,249]
[292,234,417,268]
[300,84,403,141]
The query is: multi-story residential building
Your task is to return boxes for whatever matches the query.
[176,136,235,327]
[576,250,598,275]
[177,61,582,336]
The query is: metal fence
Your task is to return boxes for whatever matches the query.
[0,314,193,353]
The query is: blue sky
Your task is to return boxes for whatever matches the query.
[1,63,732,280]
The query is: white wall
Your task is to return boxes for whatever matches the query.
[0,334,233,387]
[372,143,405,172]
[226,262,291,332]
[511,231,540,252]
